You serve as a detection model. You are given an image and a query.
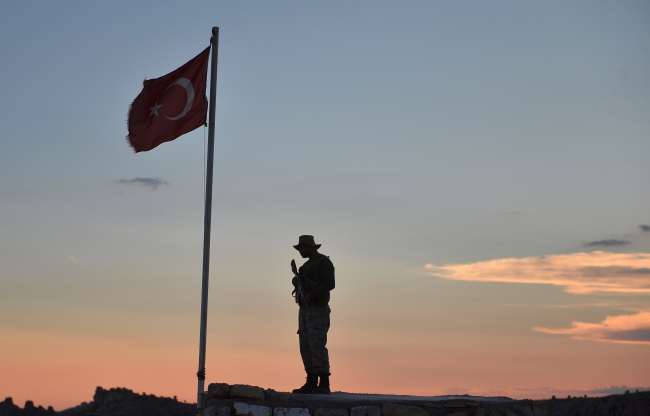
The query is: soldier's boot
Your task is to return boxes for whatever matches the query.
[311,373,331,395]
[292,373,318,394]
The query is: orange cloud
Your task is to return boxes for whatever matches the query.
[425,251,650,294]
[534,310,650,345]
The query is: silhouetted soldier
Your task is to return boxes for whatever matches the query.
[291,235,335,394]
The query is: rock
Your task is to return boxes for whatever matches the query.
[205,405,231,416]
[274,407,311,416]
[210,383,231,399]
[315,408,349,416]
[351,405,382,416]
[514,405,534,416]
[490,411,502,416]
[475,409,485,416]
[219,406,234,416]
[446,412,468,416]
[532,407,547,416]
[466,402,480,407]
[230,385,266,401]
[444,401,466,408]
[381,403,428,416]
[505,411,517,416]
[234,402,272,416]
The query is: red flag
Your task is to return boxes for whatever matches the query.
[127,47,210,152]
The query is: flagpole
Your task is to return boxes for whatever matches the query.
[197,26,219,415]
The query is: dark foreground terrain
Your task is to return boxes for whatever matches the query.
[1,385,649,416]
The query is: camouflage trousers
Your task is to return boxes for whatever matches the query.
[298,305,331,375]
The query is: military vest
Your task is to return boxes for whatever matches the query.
[298,254,334,306]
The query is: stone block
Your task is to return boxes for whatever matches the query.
[514,405,534,416]
[230,385,265,401]
[234,402,272,416]
[351,406,381,416]
[218,406,233,416]
[210,383,231,399]
[505,411,517,416]
[446,412,468,416]
[274,408,311,416]
[475,409,485,416]
[315,409,349,416]
[532,408,547,416]
[489,411,502,416]
[381,403,428,416]
[204,406,217,416]
[351,406,382,416]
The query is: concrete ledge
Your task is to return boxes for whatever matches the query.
[382,403,429,416]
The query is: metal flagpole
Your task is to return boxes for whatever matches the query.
[197,26,219,415]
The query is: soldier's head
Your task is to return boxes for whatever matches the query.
[293,235,321,259]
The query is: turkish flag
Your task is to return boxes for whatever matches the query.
[127,47,210,152]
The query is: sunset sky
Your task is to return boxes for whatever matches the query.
[1,1,649,411]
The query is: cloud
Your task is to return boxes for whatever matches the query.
[424,251,650,294]
[640,225,650,232]
[534,310,650,345]
[583,239,631,247]
[115,177,170,190]
[69,256,80,264]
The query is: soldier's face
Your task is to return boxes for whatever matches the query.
[298,246,311,258]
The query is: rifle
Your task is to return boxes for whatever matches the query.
[291,259,308,306]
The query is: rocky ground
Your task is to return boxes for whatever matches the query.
[1,384,649,416]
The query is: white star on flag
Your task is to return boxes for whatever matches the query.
[149,101,162,117]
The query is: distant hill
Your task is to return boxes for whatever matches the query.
[1,387,194,416]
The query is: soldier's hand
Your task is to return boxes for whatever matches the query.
[292,276,298,287]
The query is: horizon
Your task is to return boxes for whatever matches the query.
[5,383,650,412]
[6,383,650,412]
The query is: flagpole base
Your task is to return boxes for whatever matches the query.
[197,377,205,416]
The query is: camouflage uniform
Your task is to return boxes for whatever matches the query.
[295,254,335,375]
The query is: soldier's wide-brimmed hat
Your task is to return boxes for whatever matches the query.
[293,235,321,250]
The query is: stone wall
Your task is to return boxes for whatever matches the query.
[203,383,548,416]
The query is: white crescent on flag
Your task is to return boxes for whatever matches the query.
[164,78,195,120]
